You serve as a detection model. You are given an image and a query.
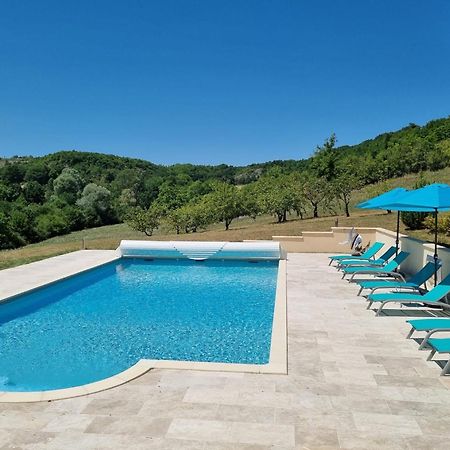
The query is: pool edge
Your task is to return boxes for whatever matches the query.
[0,251,121,304]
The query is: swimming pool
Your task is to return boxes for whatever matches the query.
[0,258,279,392]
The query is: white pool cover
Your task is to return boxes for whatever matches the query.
[118,240,282,261]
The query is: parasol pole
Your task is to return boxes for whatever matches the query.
[434,208,438,286]
[395,211,400,256]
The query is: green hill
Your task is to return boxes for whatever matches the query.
[1,115,450,252]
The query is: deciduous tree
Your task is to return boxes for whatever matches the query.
[333,173,362,217]
[302,174,329,218]
[256,174,296,223]
[76,183,115,227]
[126,205,161,236]
[205,182,241,230]
[53,168,83,204]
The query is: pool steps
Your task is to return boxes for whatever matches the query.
[174,242,226,260]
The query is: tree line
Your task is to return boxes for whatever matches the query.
[0,116,449,248]
[126,166,360,236]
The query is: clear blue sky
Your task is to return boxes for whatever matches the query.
[1,1,449,165]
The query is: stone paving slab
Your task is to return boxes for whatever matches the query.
[0,250,119,300]
[1,253,450,448]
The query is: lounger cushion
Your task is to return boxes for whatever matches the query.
[407,319,450,331]
[428,338,450,353]
[367,292,424,302]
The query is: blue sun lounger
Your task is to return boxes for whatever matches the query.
[357,262,438,296]
[366,273,450,316]
[328,242,384,266]
[337,246,397,270]
[341,251,409,281]
[406,318,450,348]
[425,338,450,375]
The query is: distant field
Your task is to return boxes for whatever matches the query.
[1,167,449,270]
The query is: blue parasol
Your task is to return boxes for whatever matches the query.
[357,187,409,255]
[380,184,450,284]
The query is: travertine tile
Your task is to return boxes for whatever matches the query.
[166,418,231,442]
[0,429,55,448]
[158,372,227,389]
[23,432,160,449]
[81,397,144,416]
[127,369,162,386]
[215,404,275,424]
[1,252,449,449]
[295,424,339,449]
[44,396,93,414]
[0,250,118,300]
[374,374,447,389]
[183,387,240,405]
[330,396,391,414]
[416,415,450,436]
[352,411,422,436]
[43,414,93,432]
[275,409,355,432]
[404,435,450,450]
[387,399,449,416]
[0,411,55,430]
[167,418,295,447]
[230,421,294,446]
[85,416,171,436]
[237,391,294,408]
[337,431,407,450]
[139,400,219,420]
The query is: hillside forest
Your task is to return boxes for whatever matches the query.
[1,117,450,250]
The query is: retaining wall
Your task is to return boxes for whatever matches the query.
[273,227,450,282]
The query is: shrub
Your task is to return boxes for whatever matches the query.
[0,212,25,249]
[22,181,45,204]
[6,204,45,243]
[401,211,429,230]
[423,214,450,235]
[35,212,71,239]
[400,174,432,230]
[62,205,85,231]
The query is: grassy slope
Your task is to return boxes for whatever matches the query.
[1,166,449,270]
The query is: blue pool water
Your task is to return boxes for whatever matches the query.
[0,258,278,391]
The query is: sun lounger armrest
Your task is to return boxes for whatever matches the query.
[340,261,384,268]
[420,328,450,349]
[383,272,406,282]
[349,270,401,282]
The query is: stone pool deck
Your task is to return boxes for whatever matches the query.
[1,252,450,448]
[0,250,119,300]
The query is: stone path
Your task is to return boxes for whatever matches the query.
[0,250,118,300]
[1,253,450,449]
